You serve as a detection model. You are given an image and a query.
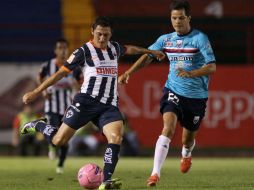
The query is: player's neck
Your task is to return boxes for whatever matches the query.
[55,58,64,67]
[90,40,107,50]
[177,26,192,36]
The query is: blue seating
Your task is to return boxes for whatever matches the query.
[0,0,62,62]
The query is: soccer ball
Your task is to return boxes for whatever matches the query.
[77,163,104,189]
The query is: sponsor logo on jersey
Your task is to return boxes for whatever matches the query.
[175,61,192,69]
[169,56,193,61]
[165,42,173,47]
[176,40,183,47]
[96,67,118,76]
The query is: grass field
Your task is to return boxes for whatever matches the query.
[0,156,254,190]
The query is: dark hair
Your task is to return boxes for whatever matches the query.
[55,38,69,47]
[170,0,191,16]
[92,16,113,31]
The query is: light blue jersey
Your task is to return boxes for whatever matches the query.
[149,29,216,98]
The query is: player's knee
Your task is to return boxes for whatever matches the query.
[107,133,123,145]
[162,122,176,138]
[52,136,66,146]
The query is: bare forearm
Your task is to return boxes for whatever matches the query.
[125,45,154,55]
[126,54,153,76]
[34,69,67,94]
[189,63,216,78]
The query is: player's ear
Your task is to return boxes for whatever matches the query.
[188,16,191,22]
[91,28,94,35]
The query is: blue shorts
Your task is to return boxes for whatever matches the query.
[62,93,123,130]
[160,88,207,131]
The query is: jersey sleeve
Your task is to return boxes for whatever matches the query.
[111,41,126,58]
[148,35,166,59]
[63,48,85,72]
[198,34,216,64]
[148,35,165,51]
[72,66,83,83]
[118,43,126,57]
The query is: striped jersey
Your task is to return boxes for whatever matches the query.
[63,40,126,107]
[149,29,216,98]
[39,58,78,115]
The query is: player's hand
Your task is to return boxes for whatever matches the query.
[23,91,39,104]
[118,72,130,84]
[150,50,165,61]
[176,68,192,78]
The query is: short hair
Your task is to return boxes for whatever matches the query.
[55,38,69,47]
[170,0,191,16]
[92,16,113,31]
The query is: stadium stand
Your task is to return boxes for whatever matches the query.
[0,0,62,62]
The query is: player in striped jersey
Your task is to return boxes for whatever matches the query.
[37,38,81,174]
[21,17,165,189]
[118,0,216,187]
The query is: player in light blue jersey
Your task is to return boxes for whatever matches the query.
[118,0,216,187]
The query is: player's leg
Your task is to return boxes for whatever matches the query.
[56,144,68,174]
[51,123,76,145]
[19,135,29,156]
[21,119,75,146]
[180,128,197,173]
[46,114,58,160]
[180,97,207,173]
[99,120,123,190]
[53,114,69,174]
[182,128,197,157]
[147,88,179,187]
[147,112,177,187]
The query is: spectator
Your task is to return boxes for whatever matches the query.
[12,105,44,156]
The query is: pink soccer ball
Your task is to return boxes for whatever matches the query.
[77,163,104,189]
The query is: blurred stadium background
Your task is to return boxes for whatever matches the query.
[0,0,254,156]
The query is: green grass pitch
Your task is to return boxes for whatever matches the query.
[0,157,254,190]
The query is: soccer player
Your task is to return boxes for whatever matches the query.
[118,0,216,187]
[21,17,165,189]
[37,38,81,174]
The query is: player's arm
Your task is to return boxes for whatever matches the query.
[37,74,51,99]
[118,54,153,84]
[124,45,165,61]
[23,67,69,104]
[37,63,52,99]
[177,63,216,78]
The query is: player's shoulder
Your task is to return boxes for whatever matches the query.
[109,40,121,47]
[191,29,209,40]
[80,41,90,49]
[41,58,54,67]
[157,33,174,41]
